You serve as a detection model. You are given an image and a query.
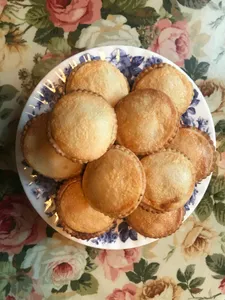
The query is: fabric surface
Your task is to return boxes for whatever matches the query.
[1,0,225,299]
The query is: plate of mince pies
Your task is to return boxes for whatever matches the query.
[16,46,216,249]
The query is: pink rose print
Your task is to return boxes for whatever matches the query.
[0,0,7,15]
[151,19,191,67]
[5,296,16,300]
[0,195,46,254]
[98,248,141,281]
[219,278,225,294]
[46,0,102,32]
[106,284,137,300]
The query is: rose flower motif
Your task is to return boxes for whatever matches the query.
[0,0,7,16]
[173,216,217,259]
[150,19,191,67]
[46,0,102,32]
[219,278,225,294]
[197,79,225,126]
[136,277,182,300]
[21,234,88,289]
[0,194,46,254]
[106,284,137,300]
[97,248,141,281]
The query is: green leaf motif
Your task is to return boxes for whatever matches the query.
[177,0,211,9]
[48,37,71,55]
[211,176,225,195]
[217,139,225,153]
[0,261,16,277]
[102,0,147,11]
[144,262,159,282]
[177,269,186,282]
[206,254,225,275]
[221,244,225,254]
[184,264,195,281]
[163,0,184,20]
[26,7,51,29]
[213,202,225,225]
[134,258,147,276]
[0,253,8,262]
[86,247,99,260]
[126,271,142,283]
[214,190,225,201]
[0,279,8,295]
[184,56,209,81]
[33,27,64,46]
[189,277,205,288]
[85,257,97,273]
[30,0,45,5]
[52,285,68,294]
[70,273,99,295]
[178,283,188,290]
[195,196,213,222]
[0,85,18,108]
[11,275,32,299]
[32,57,62,84]
[212,274,225,279]
[0,108,13,120]
[0,170,23,200]
[190,287,203,294]
[216,120,225,134]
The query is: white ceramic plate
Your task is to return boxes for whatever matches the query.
[16,45,216,249]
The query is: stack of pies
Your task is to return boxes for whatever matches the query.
[21,59,216,240]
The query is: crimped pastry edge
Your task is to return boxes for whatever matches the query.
[140,148,196,213]
[132,62,194,114]
[21,113,84,181]
[66,60,130,98]
[126,206,185,238]
[47,89,118,163]
[55,176,115,240]
[83,145,146,219]
[169,125,216,182]
[116,89,180,155]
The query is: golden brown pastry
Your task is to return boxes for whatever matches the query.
[133,63,193,115]
[141,150,196,212]
[56,177,114,239]
[82,145,146,218]
[48,90,117,163]
[21,113,83,180]
[168,127,216,182]
[115,89,179,155]
[66,60,129,107]
[127,205,184,238]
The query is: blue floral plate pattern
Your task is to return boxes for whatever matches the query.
[16,46,216,249]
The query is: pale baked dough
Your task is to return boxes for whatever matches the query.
[133,63,193,115]
[66,60,129,107]
[168,127,215,182]
[82,146,146,218]
[22,113,83,180]
[115,89,179,155]
[141,150,196,212]
[48,90,117,162]
[127,205,184,238]
[56,177,114,239]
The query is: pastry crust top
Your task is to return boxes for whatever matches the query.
[48,90,117,162]
[133,63,193,115]
[168,127,215,182]
[22,113,83,180]
[56,177,114,236]
[115,89,179,155]
[127,205,184,238]
[141,150,196,212]
[82,146,146,218]
[66,60,129,107]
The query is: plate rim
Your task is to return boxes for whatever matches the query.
[15,45,216,249]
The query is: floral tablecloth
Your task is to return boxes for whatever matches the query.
[1,0,225,299]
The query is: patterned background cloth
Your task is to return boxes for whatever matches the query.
[0,0,225,299]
